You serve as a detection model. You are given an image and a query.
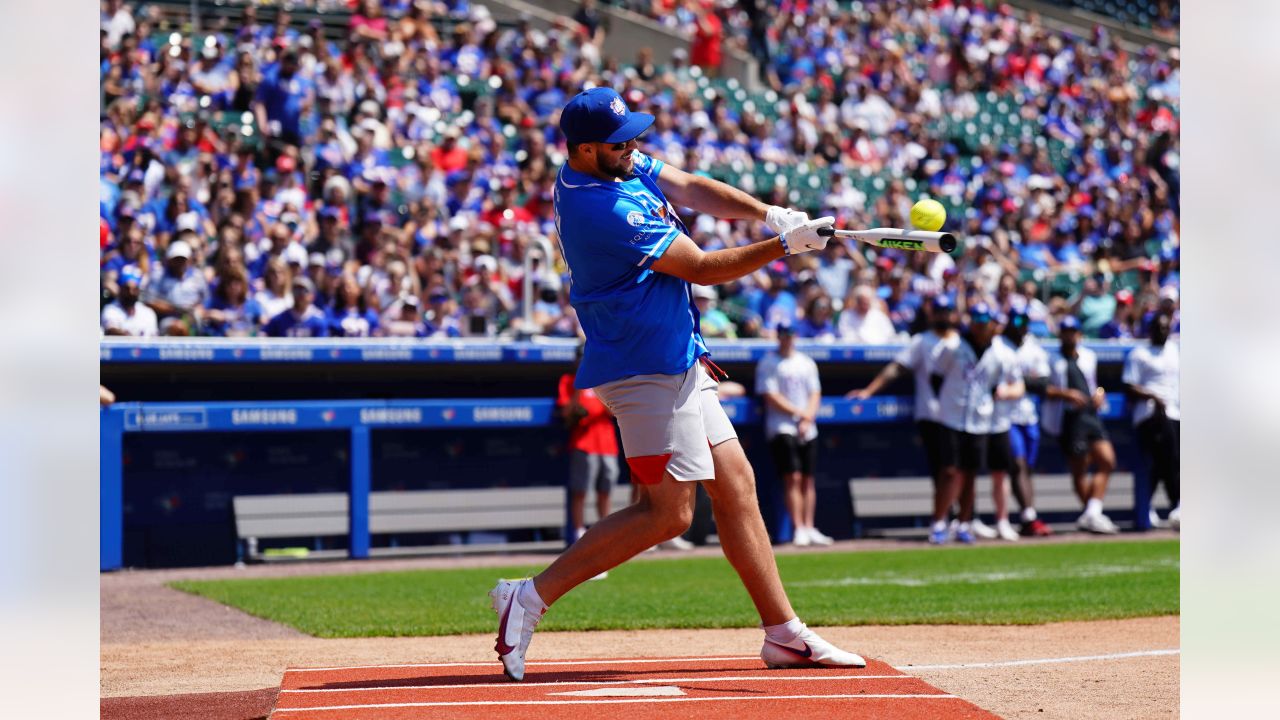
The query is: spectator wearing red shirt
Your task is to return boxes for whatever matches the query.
[430,128,469,173]
[690,1,723,75]
[557,345,620,557]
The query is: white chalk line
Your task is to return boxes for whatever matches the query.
[790,558,1180,588]
[288,655,762,672]
[901,648,1180,671]
[282,675,906,693]
[270,693,959,712]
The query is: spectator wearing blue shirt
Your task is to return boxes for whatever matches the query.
[795,294,837,342]
[328,275,380,338]
[204,265,260,337]
[265,276,329,337]
[756,263,798,337]
[253,50,311,147]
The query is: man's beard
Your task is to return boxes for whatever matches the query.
[596,153,632,180]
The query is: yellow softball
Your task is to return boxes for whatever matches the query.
[910,198,946,232]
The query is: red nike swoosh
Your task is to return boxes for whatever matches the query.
[766,639,813,659]
[495,598,516,656]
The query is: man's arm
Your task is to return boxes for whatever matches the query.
[650,215,832,285]
[656,163,770,221]
[762,390,807,418]
[846,361,904,399]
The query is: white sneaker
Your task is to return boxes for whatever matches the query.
[657,536,695,551]
[1168,506,1180,530]
[996,519,1020,542]
[971,518,998,539]
[1077,511,1119,535]
[490,579,545,681]
[1148,509,1169,529]
[792,526,812,547]
[808,527,835,546]
[761,625,867,669]
[589,571,608,581]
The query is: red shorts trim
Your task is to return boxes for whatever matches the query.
[626,453,673,485]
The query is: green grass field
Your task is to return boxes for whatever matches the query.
[172,540,1178,638]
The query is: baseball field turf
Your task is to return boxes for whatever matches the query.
[171,539,1178,638]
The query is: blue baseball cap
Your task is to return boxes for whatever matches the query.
[120,266,144,286]
[969,302,994,323]
[930,293,953,310]
[559,87,655,146]
[1059,315,1082,332]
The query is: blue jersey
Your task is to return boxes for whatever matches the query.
[554,151,705,388]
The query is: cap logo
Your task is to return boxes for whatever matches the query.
[610,96,626,116]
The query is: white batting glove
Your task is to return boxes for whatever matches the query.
[780,216,835,255]
[765,205,810,237]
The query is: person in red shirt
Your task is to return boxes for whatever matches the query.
[557,345,620,551]
[690,1,724,75]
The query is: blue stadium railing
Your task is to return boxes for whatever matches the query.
[100,393,1149,571]
[99,338,1138,365]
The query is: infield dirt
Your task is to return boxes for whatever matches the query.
[102,534,1179,720]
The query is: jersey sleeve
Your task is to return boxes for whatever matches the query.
[809,357,822,395]
[631,151,665,181]
[893,335,920,369]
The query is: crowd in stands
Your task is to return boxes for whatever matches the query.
[100,0,1179,343]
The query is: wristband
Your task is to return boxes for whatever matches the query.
[778,232,792,256]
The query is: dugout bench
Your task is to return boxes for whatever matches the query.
[232,485,634,562]
[849,472,1172,537]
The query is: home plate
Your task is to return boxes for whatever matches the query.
[549,686,687,697]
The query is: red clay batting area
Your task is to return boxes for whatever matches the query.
[268,655,1000,719]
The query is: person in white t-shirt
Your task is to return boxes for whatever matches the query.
[101,266,158,337]
[1122,312,1180,529]
[838,284,897,344]
[756,325,832,547]
[931,303,1024,544]
[849,294,960,544]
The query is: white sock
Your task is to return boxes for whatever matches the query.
[519,579,548,612]
[931,520,948,533]
[1085,498,1103,517]
[573,527,585,543]
[1021,507,1037,523]
[763,616,806,643]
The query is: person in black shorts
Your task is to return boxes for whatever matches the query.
[1045,316,1119,534]
[849,295,960,545]
[757,325,832,546]
[931,304,1024,544]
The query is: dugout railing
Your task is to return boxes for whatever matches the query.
[100,391,1156,571]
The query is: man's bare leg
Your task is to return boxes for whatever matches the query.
[931,466,960,524]
[568,490,586,539]
[595,487,611,522]
[802,473,817,529]
[781,470,804,536]
[702,439,796,626]
[533,473,695,605]
[991,471,1009,522]
[1087,440,1115,501]
[1069,454,1092,505]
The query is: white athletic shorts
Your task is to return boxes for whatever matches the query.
[592,360,737,484]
